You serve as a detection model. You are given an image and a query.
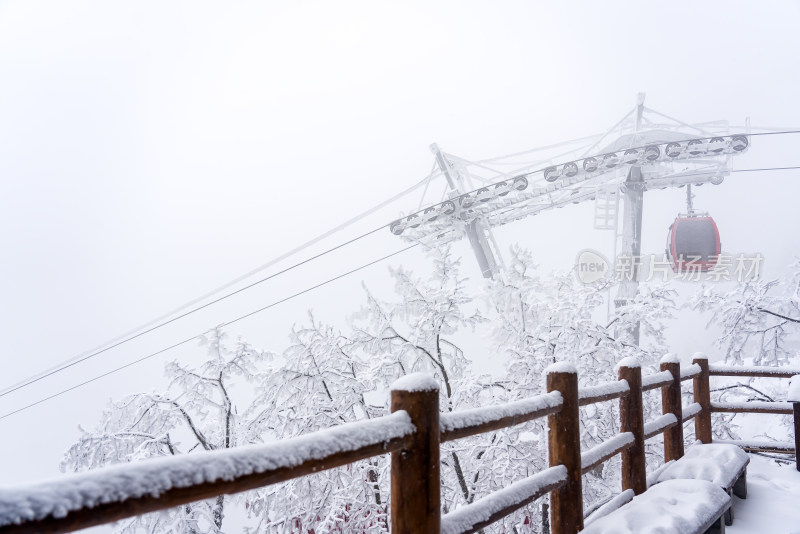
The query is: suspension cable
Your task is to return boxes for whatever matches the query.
[0,243,419,422]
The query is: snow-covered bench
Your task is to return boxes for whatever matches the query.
[654,443,749,526]
[582,443,749,533]
[582,479,731,534]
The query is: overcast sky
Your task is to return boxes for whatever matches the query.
[1,0,799,494]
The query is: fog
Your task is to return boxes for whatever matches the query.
[1,0,798,500]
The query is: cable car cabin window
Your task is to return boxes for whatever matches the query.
[671,217,720,265]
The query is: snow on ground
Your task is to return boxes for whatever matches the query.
[728,454,800,534]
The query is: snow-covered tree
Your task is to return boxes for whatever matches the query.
[488,246,675,383]
[242,313,394,533]
[690,258,800,366]
[63,250,496,533]
[484,246,677,526]
[689,258,800,445]
[63,246,682,533]
[62,330,270,533]
[348,250,493,511]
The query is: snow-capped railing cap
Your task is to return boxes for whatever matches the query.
[615,356,640,370]
[391,373,440,393]
[692,351,709,361]
[545,362,577,375]
[660,353,680,364]
[788,376,800,403]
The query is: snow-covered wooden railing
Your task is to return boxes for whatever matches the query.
[703,360,800,469]
[438,391,563,441]
[0,412,417,534]
[1,356,797,534]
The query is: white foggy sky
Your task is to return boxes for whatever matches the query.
[1,0,799,490]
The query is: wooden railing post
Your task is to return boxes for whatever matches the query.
[390,373,441,534]
[793,403,800,472]
[618,357,646,495]
[790,375,800,472]
[693,354,713,444]
[660,354,685,462]
[546,363,582,534]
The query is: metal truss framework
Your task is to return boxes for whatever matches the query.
[390,98,750,282]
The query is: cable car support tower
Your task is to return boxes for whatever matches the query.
[389,94,751,344]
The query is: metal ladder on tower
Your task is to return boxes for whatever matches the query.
[593,187,619,230]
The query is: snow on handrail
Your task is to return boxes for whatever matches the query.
[0,411,415,530]
[643,414,678,441]
[680,363,702,380]
[642,370,673,392]
[440,392,563,442]
[581,432,634,474]
[6,358,795,534]
[440,466,567,534]
[714,439,796,452]
[711,400,793,414]
[578,379,629,406]
[682,402,702,421]
[708,363,800,379]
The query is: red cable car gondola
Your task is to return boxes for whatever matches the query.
[667,216,720,272]
[666,185,721,273]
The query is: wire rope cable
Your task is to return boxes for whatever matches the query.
[732,166,800,173]
[6,130,800,400]
[6,163,797,419]
[0,175,435,399]
[0,243,419,422]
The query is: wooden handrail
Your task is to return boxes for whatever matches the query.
[709,364,800,378]
[702,357,799,471]
[0,412,415,534]
[680,363,702,380]
[581,433,634,475]
[578,379,630,406]
[440,467,568,534]
[714,439,795,453]
[643,414,679,441]
[3,358,797,534]
[682,402,702,422]
[711,400,793,414]
[439,392,563,442]
[642,370,673,392]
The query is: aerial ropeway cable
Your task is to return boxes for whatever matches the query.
[0,243,420,422]
[0,170,438,400]
[4,107,799,414]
